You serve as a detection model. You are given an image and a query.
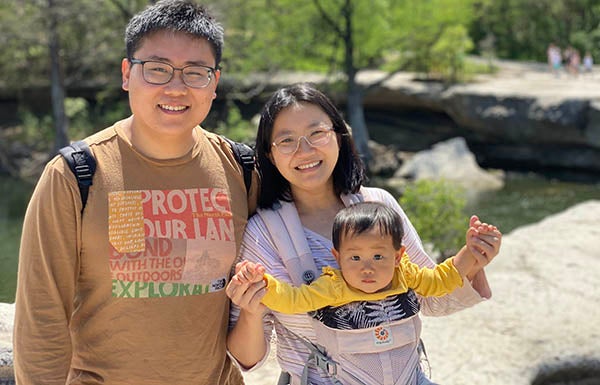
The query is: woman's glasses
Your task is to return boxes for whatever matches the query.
[272,126,335,155]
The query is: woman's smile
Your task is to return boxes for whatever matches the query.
[295,160,322,170]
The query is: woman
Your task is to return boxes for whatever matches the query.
[226,83,500,384]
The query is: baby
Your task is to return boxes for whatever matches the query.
[232,201,501,312]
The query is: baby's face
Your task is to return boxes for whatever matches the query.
[334,228,401,294]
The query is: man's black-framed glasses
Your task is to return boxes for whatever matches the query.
[129,59,216,88]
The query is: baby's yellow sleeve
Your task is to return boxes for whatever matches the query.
[261,272,341,314]
[401,255,464,297]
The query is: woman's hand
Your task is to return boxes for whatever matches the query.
[226,260,270,369]
[465,215,502,281]
[226,260,268,317]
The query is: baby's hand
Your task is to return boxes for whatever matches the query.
[230,260,266,285]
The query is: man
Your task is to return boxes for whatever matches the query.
[13,1,256,384]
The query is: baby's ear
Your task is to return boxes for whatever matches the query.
[331,248,340,263]
[395,245,406,265]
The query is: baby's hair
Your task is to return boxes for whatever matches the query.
[332,202,404,250]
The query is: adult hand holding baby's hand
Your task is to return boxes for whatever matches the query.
[226,261,268,316]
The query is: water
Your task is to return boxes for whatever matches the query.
[0,173,599,304]
[465,172,600,234]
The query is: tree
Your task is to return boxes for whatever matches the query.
[470,0,600,61]
[219,0,477,166]
[48,0,69,151]
[0,0,148,151]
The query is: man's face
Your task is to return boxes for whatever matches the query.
[332,227,404,294]
[121,30,220,147]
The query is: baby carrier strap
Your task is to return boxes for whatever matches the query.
[257,201,319,286]
[257,201,343,385]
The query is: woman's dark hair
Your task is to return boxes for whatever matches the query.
[332,202,404,250]
[256,83,366,209]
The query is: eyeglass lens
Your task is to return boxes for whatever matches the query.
[273,128,333,154]
[141,61,212,88]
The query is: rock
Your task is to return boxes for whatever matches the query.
[394,137,504,191]
[358,65,600,176]
[367,140,402,177]
[0,304,14,351]
[420,200,600,385]
[0,303,14,384]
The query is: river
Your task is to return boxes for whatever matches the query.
[1,173,599,303]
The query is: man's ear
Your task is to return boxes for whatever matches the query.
[121,58,131,91]
[212,68,221,88]
[395,245,406,266]
[331,248,340,264]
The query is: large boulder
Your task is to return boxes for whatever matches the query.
[394,136,504,191]
[421,200,600,384]
[0,303,14,384]
[361,69,600,175]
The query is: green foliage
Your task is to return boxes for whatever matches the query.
[220,0,477,80]
[14,95,130,148]
[16,109,54,150]
[470,0,600,62]
[214,103,257,144]
[0,0,142,89]
[430,25,474,83]
[400,179,467,260]
[65,97,91,139]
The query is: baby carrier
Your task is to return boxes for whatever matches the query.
[256,188,434,385]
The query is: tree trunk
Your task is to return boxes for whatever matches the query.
[346,79,371,164]
[341,0,371,165]
[48,0,69,153]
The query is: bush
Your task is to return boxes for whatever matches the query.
[214,102,257,144]
[430,25,474,83]
[400,179,467,261]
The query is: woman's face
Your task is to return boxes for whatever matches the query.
[269,102,340,196]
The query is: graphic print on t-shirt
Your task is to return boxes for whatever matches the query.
[108,188,235,298]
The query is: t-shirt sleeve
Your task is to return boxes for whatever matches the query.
[13,157,80,384]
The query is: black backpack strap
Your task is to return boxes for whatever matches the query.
[59,140,96,212]
[222,136,254,196]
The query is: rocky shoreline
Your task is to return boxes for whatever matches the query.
[3,59,600,181]
[2,200,599,384]
[245,59,600,178]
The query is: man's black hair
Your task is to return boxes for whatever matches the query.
[125,0,224,67]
